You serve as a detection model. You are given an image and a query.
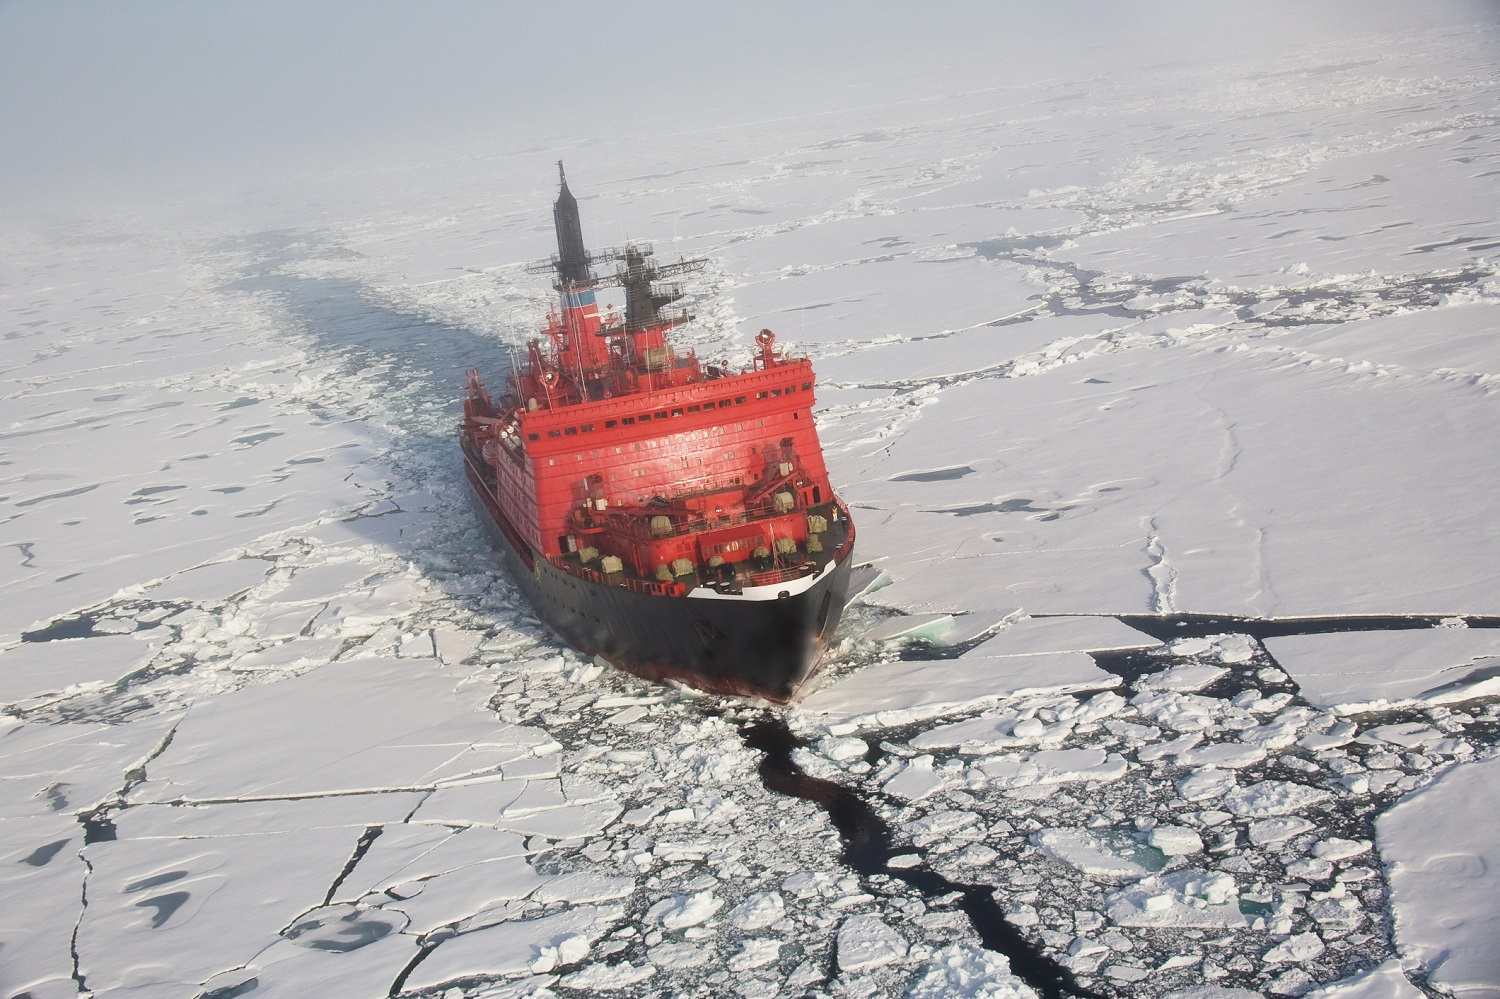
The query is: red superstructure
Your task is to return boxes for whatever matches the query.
[460,166,854,702]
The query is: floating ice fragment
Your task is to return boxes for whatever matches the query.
[1300,721,1357,751]
[726,891,784,930]
[1285,858,1334,881]
[645,890,722,930]
[909,810,981,848]
[1311,838,1370,861]
[1033,828,1156,880]
[649,940,714,969]
[1132,691,1221,732]
[533,872,635,904]
[949,844,998,866]
[1149,825,1204,856]
[1176,768,1237,802]
[1248,817,1316,847]
[1223,780,1332,817]
[555,960,656,990]
[1106,869,1246,929]
[818,735,869,762]
[1136,663,1228,692]
[1357,723,1442,749]
[859,613,955,643]
[1012,717,1046,739]
[1139,733,1204,762]
[1263,931,1325,964]
[836,914,907,973]
[781,872,835,899]
[1166,638,1213,657]
[727,938,783,971]
[1178,743,1266,769]
[905,942,1034,997]
[883,754,947,800]
[1302,958,1416,998]
[1105,719,1161,741]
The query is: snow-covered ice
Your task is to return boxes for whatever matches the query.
[4,6,1500,997]
[1377,754,1500,997]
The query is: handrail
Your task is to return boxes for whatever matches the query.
[548,555,686,596]
[580,494,817,542]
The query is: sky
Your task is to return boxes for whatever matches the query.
[1,0,1495,216]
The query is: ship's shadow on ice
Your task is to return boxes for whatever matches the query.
[255,275,512,397]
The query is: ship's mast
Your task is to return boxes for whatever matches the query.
[524,166,710,405]
[552,162,593,287]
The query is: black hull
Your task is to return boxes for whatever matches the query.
[467,481,854,703]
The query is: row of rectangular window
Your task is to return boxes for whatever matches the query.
[528,381,812,441]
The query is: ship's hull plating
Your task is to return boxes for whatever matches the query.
[467,478,853,703]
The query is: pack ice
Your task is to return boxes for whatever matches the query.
[4,8,1500,998]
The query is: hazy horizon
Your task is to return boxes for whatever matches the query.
[4,0,1495,221]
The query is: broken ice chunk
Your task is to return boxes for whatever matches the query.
[883,755,947,800]
[1106,869,1247,929]
[1248,817,1317,847]
[1224,781,1332,818]
[1311,838,1371,862]
[727,938,784,972]
[817,735,869,762]
[1136,663,1229,692]
[908,810,982,849]
[1033,828,1158,880]
[836,913,908,973]
[1177,742,1266,769]
[1286,858,1335,881]
[645,890,722,930]
[860,613,956,643]
[725,891,784,931]
[1263,931,1325,964]
[1176,768,1238,803]
[1148,826,1204,856]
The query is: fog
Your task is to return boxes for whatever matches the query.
[1,0,1494,218]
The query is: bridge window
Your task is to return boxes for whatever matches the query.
[770,389,782,398]
[605,420,617,429]
[655,410,668,420]
[581,423,594,432]
[671,408,683,417]
[802,382,811,390]
[734,396,745,405]
[564,426,577,436]
[527,432,540,441]
[756,391,767,400]
[621,416,635,426]
[687,404,700,414]
[547,429,561,438]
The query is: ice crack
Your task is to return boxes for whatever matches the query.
[743,718,1103,999]
[1142,521,1178,614]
